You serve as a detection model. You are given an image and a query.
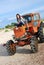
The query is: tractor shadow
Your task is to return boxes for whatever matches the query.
[16,48,33,54]
[0,44,8,56]
[0,43,43,56]
[0,44,33,56]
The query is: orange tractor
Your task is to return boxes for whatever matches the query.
[6,13,44,55]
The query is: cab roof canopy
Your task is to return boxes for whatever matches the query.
[22,13,40,17]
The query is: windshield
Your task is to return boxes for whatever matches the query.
[23,15,32,22]
[33,14,40,20]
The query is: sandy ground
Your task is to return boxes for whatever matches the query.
[0,29,44,65]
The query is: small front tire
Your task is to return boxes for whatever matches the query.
[30,36,38,53]
[6,40,16,55]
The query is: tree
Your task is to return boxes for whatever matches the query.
[5,25,11,28]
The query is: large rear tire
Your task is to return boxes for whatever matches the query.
[6,40,16,55]
[38,22,44,43]
[30,36,38,53]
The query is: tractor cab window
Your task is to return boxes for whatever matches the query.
[33,14,40,20]
[23,15,32,23]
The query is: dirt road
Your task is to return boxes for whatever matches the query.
[0,30,44,65]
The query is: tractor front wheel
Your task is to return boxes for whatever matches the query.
[30,36,38,53]
[6,40,16,55]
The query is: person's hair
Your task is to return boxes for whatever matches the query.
[16,14,21,21]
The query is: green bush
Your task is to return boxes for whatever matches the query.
[5,29,9,32]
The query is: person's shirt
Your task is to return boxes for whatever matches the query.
[16,16,28,27]
[21,17,27,24]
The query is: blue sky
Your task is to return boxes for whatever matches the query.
[0,0,44,28]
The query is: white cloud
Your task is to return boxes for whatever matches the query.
[8,17,16,20]
[30,6,44,12]
[0,20,2,23]
[22,6,44,14]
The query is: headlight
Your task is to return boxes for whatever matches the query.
[33,21,38,26]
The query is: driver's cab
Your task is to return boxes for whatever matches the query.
[22,13,40,27]
[22,13,41,32]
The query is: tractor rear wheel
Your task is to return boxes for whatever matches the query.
[30,36,38,53]
[6,40,16,55]
[38,22,44,43]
